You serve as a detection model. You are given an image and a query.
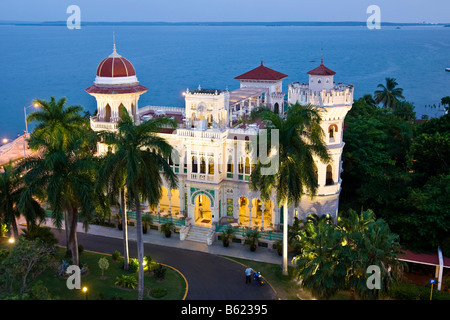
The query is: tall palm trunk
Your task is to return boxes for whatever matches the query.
[282,199,288,276]
[67,206,79,266]
[120,187,130,271]
[134,192,144,300]
[9,215,19,240]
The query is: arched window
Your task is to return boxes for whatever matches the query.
[208,158,214,175]
[238,157,244,174]
[192,156,198,173]
[245,157,250,175]
[328,124,338,140]
[274,103,279,114]
[227,156,233,173]
[104,104,111,122]
[326,165,333,185]
[200,157,206,174]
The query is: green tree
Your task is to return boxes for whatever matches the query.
[99,106,178,300]
[0,238,55,294]
[374,77,405,109]
[293,210,404,299]
[293,218,348,299]
[249,103,330,275]
[0,163,45,239]
[27,97,89,151]
[339,210,404,299]
[17,97,97,266]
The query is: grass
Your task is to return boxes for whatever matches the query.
[36,248,187,300]
[0,238,187,300]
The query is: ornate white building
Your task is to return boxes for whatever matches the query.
[87,48,353,244]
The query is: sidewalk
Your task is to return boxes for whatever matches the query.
[36,217,287,266]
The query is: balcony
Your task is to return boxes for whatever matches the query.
[90,116,118,131]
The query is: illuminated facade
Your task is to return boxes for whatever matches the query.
[87,48,353,244]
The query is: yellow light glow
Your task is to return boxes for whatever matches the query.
[82,287,88,293]
[8,238,15,244]
[2,138,8,144]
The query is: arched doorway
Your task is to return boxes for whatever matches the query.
[238,197,249,226]
[194,194,212,227]
[104,104,111,122]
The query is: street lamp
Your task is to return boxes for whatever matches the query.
[24,102,39,136]
[2,138,8,144]
[82,286,88,300]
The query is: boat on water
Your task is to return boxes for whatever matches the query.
[446,67,450,72]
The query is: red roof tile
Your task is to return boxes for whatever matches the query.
[85,84,148,95]
[235,61,287,81]
[307,59,336,76]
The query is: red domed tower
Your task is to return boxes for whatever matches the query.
[86,44,148,133]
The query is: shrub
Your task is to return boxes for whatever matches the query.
[389,282,450,300]
[153,264,167,281]
[111,250,121,262]
[98,257,109,277]
[128,258,139,273]
[150,287,168,298]
[114,275,137,289]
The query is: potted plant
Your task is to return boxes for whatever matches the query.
[142,214,153,234]
[221,226,235,247]
[245,229,260,252]
[161,222,174,238]
[273,240,282,256]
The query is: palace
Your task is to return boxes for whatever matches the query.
[86,45,354,245]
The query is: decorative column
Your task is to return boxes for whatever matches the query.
[248,202,253,228]
[168,192,172,214]
[260,203,265,230]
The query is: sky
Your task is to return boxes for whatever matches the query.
[0,0,449,23]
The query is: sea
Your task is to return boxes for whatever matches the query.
[1,24,449,139]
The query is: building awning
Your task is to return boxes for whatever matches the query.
[229,87,267,107]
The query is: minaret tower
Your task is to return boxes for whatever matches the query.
[288,59,354,221]
[86,43,148,154]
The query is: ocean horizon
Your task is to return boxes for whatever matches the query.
[1,24,449,138]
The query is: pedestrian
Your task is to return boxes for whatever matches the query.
[245,266,253,284]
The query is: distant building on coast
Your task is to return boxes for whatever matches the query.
[86,45,353,245]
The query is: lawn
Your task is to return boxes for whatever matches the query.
[0,237,187,300]
[35,248,187,300]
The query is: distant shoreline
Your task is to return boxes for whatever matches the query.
[0,21,448,27]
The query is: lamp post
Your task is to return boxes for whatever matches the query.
[23,103,39,157]
[24,103,39,136]
[82,286,88,300]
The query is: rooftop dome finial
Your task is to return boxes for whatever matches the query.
[113,31,116,53]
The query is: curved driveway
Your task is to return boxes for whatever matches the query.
[52,230,278,300]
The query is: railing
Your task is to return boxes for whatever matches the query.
[215,224,282,241]
[177,129,227,140]
[90,117,118,131]
[126,211,186,227]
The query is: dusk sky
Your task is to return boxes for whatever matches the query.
[0,0,449,23]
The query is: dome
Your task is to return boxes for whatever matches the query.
[96,48,136,78]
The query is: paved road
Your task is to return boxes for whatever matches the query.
[52,229,278,300]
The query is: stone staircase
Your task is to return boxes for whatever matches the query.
[184,225,213,244]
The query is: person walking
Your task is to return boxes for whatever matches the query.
[245,266,253,284]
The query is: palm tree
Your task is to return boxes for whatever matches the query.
[27,96,89,151]
[0,163,45,239]
[338,209,404,299]
[249,103,330,275]
[293,218,348,299]
[17,97,96,266]
[17,143,97,266]
[374,77,405,109]
[100,149,131,271]
[100,106,178,300]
